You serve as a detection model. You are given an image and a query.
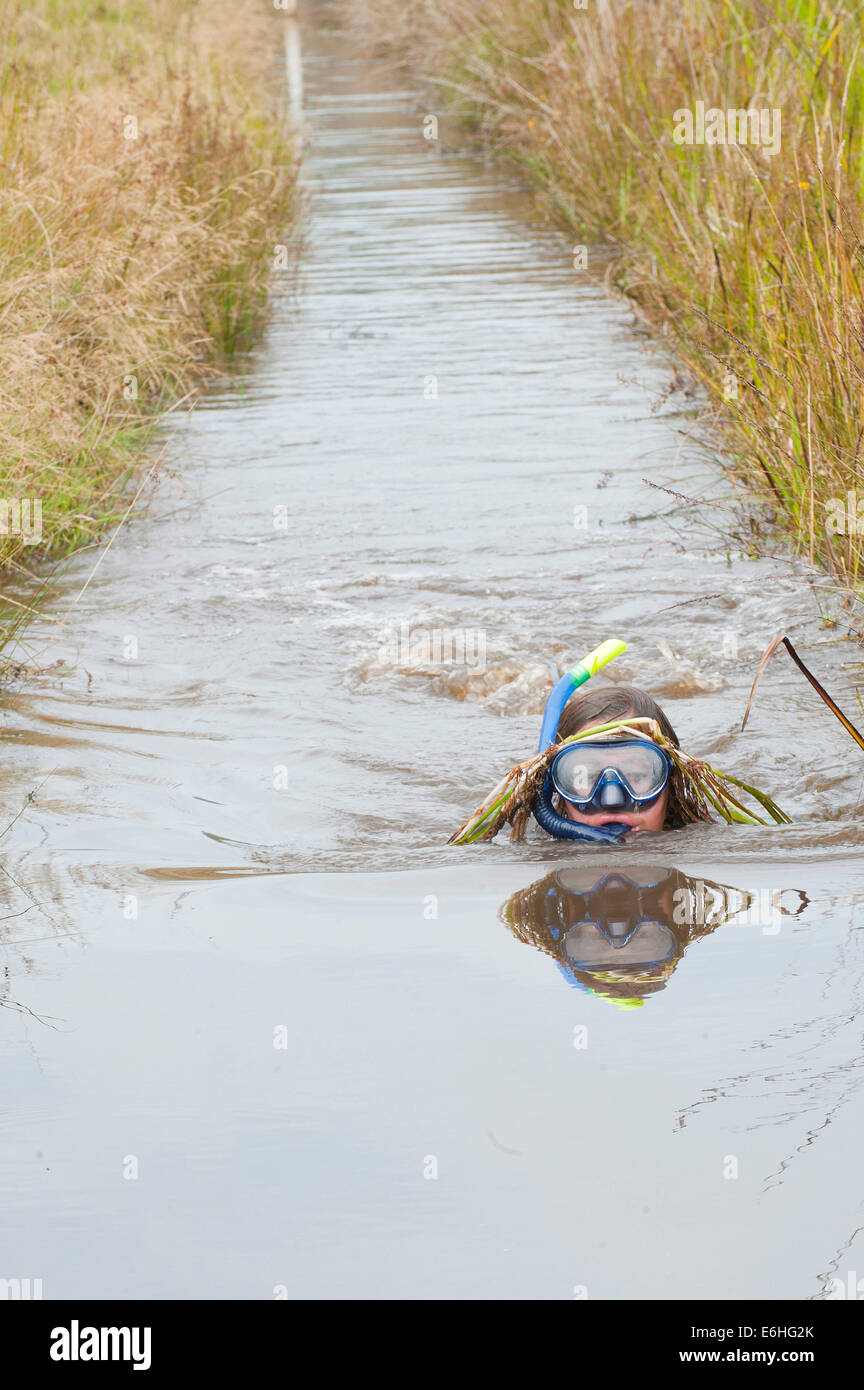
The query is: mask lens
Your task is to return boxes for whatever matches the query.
[619,865,672,889]
[551,744,616,801]
[554,866,672,894]
[563,920,677,970]
[551,740,668,804]
[616,743,667,796]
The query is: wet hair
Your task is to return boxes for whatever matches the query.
[555,683,708,829]
[557,683,679,745]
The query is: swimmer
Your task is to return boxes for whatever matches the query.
[448,640,787,846]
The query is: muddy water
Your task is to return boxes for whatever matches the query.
[1,6,863,1300]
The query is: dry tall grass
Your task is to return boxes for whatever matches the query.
[354,0,864,608]
[0,0,296,586]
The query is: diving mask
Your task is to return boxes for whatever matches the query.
[550,738,671,814]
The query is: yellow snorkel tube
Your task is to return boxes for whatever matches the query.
[537,639,627,753]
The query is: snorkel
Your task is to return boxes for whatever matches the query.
[533,639,631,844]
[537,639,628,754]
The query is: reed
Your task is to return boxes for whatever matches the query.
[355,0,864,606]
[0,0,297,637]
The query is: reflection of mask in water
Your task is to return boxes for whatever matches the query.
[555,867,683,967]
[555,867,677,967]
[553,868,678,972]
[563,917,678,971]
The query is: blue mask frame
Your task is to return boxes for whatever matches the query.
[550,739,672,814]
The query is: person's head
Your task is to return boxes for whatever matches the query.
[553,683,697,833]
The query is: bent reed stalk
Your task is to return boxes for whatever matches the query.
[0,0,298,639]
[354,0,864,610]
[448,718,789,844]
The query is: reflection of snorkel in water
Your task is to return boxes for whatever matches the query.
[500,866,806,1008]
[448,640,789,845]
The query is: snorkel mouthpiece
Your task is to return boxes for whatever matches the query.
[537,639,627,753]
[533,777,630,842]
